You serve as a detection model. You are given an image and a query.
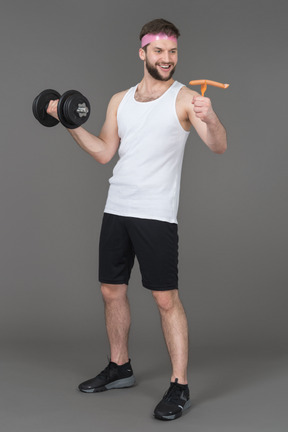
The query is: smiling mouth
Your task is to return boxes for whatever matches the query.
[158,64,172,71]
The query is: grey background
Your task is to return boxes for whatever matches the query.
[1,0,288,431]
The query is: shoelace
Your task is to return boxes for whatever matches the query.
[162,382,186,404]
[98,362,117,379]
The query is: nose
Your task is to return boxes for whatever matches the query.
[161,50,171,63]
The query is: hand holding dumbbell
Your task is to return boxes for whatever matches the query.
[32,89,91,129]
[46,98,60,121]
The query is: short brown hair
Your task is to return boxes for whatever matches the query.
[139,18,180,41]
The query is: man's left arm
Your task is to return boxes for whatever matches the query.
[188,93,227,154]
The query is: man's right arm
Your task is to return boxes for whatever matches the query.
[47,91,127,164]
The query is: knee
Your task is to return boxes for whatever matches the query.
[152,290,179,313]
[101,284,128,303]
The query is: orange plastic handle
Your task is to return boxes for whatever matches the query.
[189,79,230,96]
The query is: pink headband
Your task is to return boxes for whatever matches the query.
[141,32,178,48]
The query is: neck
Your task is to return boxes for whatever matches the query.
[135,77,175,103]
[138,72,174,94]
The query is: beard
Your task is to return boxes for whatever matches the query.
[145,57,176,81]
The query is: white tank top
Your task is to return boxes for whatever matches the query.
[104,80,190,223]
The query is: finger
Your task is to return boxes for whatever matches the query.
[193,97,206,105]
[50,99,59,106]
[194,94,209,101]
[195,98,211,107]
[193,108,204,114]
[47,100,55,109]
[193,101,207,109]
[193,104,205,112]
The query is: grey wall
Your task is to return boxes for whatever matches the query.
[1,0,287,349]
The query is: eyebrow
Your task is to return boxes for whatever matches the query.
[154,46,178,51]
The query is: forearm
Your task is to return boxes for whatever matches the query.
[205,115,227,154]
[67,127,107,163]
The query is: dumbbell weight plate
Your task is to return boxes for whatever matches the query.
[58,90,91,129]
[32,89,61,127]
[64,93,91,127]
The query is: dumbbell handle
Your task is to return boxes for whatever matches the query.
[45,102,89,113]
[45,102,89,117]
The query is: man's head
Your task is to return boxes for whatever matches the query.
[139,19,180,82]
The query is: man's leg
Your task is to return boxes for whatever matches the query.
[78,282,135,392]
[152,289,188,384]
[101,283,130,365]
[152,289,191,420]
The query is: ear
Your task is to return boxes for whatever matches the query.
[139,48,146,61]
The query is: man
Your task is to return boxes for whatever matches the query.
[47,18,227,421]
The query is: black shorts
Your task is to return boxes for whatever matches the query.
[98,213,178,291]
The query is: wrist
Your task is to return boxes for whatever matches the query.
[204,111,218,126]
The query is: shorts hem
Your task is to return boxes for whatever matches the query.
[143,284,178,291]
[99,279,129,286]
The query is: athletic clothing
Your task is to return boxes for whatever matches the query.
[104,81,190,224]
[99,213,178,291]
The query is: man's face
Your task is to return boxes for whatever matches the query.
[142,39,178,81]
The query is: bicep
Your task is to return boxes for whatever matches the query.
[99,100,119,145]
[98,94,123,160]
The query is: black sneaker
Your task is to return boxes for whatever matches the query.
[154,379,191,420]
[78,359,135,393]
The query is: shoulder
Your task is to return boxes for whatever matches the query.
[104,90,130,118]
[109,89,129,108]
[176,85,200,104]
[175,86,200,124]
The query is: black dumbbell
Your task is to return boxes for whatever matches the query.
[32,89,91,129]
